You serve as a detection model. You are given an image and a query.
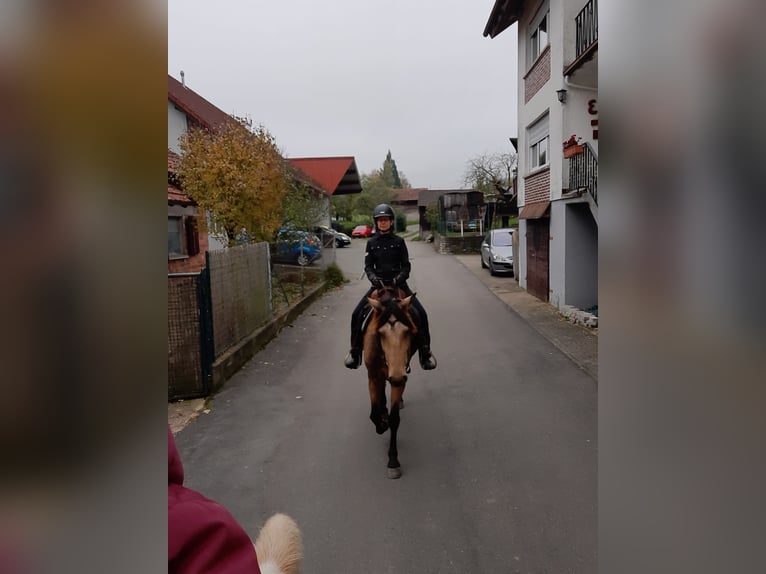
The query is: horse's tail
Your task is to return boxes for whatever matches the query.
[254,513,303,574]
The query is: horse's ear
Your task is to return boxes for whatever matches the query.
[400,295,413,308]
[368,298,383,311]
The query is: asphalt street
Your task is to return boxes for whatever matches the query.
[174,236,596,573]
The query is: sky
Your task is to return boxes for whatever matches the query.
[168,0,518,189]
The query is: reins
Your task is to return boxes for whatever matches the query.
[370,286,417,332]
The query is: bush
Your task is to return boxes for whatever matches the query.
[395,212,407,232]
[323,262,347,288]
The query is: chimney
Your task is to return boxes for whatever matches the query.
[180,70,185,87]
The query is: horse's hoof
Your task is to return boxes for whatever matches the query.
[387,467,402,479]
[375,421,389,435]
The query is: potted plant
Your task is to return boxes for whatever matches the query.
[562,134,584,158]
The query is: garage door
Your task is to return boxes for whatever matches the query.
[526,219,550,302]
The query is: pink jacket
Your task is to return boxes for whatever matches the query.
[168,427,261,574]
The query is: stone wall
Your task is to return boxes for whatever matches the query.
[434,233,484,255]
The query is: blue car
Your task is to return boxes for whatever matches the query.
[272,229,322,266]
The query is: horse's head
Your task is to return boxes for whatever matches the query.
[367,288,417,386]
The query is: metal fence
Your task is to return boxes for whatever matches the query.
[208,243,272,357]
[168,271,213,400]
[169,239,331,400]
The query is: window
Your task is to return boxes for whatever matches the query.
[529,8,549,66]
[168,217,184,257]
[527,114,550,171]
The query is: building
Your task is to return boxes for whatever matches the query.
[168,150,208,273]
[484,0,598,313]
[168,75,361,249]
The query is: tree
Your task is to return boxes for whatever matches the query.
[280,171,328,231]
[356,170,397,220]
[462,151,517,201]
[381,150,403,189]
[331,194,355,222]
[177,120,287,245]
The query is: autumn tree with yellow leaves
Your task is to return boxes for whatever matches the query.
[177,119,287,245]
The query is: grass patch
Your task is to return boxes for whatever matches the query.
[323,262,347,288]
[271,268,323,315]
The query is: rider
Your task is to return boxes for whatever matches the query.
[343,203,437,371]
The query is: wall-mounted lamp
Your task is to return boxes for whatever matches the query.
[556,89,567,103]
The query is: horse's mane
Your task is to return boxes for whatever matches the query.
[370,287,417,332]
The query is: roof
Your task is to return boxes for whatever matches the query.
[168,149,194,206]
[518,200,550,219]
[392,188,427,203]
[284,162,329,197]
[168,75,235,131]
[483,0,525,39]
[417,189,446,207]
[287,157,362,196]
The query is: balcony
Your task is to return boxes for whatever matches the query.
[566,142,598,207]
[563,0,598,86]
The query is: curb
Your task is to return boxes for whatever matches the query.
[453,254,598,382]
[210,281,328,391]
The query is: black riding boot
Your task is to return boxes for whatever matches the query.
[344,346,361,369]
[344,305,365,369]
[410,298,436,370]
[419,345,437,370]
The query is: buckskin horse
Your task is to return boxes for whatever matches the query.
[363,285,419,479]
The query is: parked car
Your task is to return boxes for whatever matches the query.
[351,224,374,238]
[480,228,514,276]
[315,225,351,248]
[272,229,322,266]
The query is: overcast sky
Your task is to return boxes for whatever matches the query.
[168,0,518,189]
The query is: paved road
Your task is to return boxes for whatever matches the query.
[175,236,596,573]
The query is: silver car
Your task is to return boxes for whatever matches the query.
[481,228,515,276]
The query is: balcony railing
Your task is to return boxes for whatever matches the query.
[575,0,598,59]
[568,142,598,205]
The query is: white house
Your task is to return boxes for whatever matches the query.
[484,0,598,314]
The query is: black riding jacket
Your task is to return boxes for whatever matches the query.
[364,232,410,285]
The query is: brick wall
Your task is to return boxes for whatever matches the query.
[524,168,551,204]
[168,235,209,273]
[168,214,210,274]
[524,46,551,103]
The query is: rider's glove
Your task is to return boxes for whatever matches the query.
[393,273,405,286]
[370,276,384,289]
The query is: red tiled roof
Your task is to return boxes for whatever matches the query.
[168,149,180,173]
[392,188,427,203]
[168,75,235,132]
[168,149,193,205]
[168,184,192,205]
[287,157,362,195]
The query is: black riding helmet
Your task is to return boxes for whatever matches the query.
[373,203,395,220]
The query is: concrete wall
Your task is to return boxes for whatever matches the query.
[564,202,597,310]
[168,101,187,153]
[549,201,566,308]
[550,200,597,310]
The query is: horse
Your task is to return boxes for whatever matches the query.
[362,285,419,479]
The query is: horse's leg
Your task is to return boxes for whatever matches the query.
[368,375,388,435]
[386,383,405,479]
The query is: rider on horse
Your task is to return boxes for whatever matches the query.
[344,203,437,371]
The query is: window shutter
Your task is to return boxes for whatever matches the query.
[527,114,549,145]
[185,216,200,256]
